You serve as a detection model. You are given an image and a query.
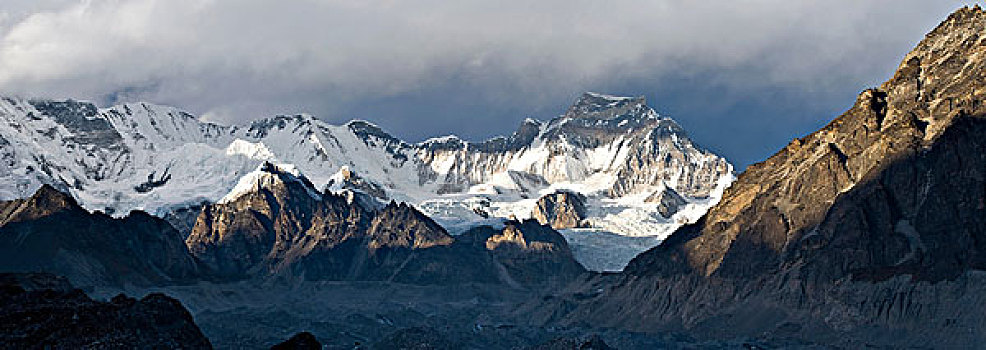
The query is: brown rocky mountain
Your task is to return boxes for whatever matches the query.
[0,273,211,349]
[626,5,986,282]
[0,185,203,287]
[185,162,373,279]
[534,6,986,348]
[187,162,584,286]
[531,190,588,229]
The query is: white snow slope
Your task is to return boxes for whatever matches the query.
[0,93,733,271]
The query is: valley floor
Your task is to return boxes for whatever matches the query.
[89,280,820,349]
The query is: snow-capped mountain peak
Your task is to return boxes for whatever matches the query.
[0,92,733,271]
[218,162,318,204]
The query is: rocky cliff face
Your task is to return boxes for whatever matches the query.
[541,6,986,347]
[186,162,372,279]
[0,185,203,287]
[187,162,584,286]
[531,190,588,229]
[0,273,211,349]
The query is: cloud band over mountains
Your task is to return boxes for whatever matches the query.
[0,0,970,166]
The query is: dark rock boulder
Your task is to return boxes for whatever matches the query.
[526,334,614,350]
[271,332,321,350]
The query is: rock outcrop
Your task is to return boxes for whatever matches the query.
[0,273,211,349]
[526,334,614,350]
[532,190,588,229]
[463,220,586,286]
[325,166,388,201]
[644,184,687,218]
[270,332,321,350]
[0,185,203,287]
[542,6,986,348]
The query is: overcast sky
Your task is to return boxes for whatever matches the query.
[0,1,975,168]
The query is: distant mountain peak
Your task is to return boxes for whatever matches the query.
[0,184,81,226]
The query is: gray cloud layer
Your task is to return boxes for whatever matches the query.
[0,0,974,167]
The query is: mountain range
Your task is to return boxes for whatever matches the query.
[2,5,986,349]
[0,90,732,271]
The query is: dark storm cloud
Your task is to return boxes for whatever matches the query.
[0,0,975,167]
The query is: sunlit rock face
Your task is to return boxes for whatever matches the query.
[627,6,986,281]
[531,190,588,229]
[185,162,584,286]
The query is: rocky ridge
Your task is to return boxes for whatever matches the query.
[538,6,986,348]
[0,185,202,287]
[185,162,585,286]
[626,5,986,282]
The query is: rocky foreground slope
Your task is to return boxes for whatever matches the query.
[536,6,986,348]
[0,273,211,348]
